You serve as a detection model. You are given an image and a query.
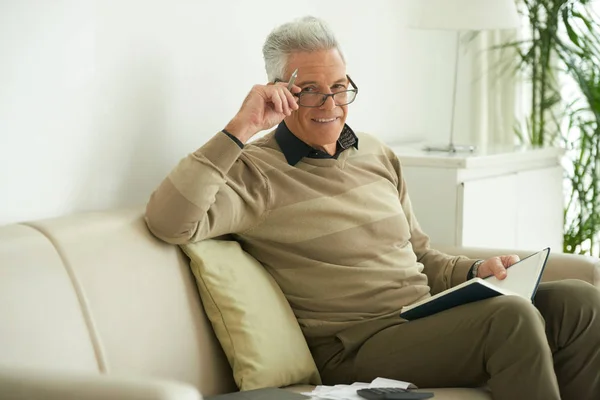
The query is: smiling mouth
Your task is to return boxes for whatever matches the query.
[311,117,339,123]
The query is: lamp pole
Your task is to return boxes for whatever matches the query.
[424,31,475,153]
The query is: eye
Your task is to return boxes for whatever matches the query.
[332,84,347,92]
[301,86,318,93]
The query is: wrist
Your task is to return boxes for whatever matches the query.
[223,119,256,144]
[470,259,485,279]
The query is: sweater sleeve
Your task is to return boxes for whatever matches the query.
[390,151,477,295]
[145,132,270,244]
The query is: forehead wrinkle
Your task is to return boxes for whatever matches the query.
[296,77,348,87]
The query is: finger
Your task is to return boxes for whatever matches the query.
[274,81,290,90]
[277,81,302,95]
[501,254,520,267]
[274,81,297,105]
[269,88,283,113]
[289,84,302,95]
[284,87,299,110]
[279,89,290,115]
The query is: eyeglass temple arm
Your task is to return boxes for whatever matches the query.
[346,75,358,91]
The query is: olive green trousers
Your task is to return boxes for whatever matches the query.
[310,280,600,400]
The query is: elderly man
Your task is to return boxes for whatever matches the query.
[145,16,600,400]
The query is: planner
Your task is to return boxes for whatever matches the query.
[400,248,551,321]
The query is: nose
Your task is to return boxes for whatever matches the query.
[320,94,336,111]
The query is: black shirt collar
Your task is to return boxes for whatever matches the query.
[274,121,359,166]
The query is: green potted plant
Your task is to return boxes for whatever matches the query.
[503,0,600,255]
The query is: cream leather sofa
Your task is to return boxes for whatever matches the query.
[1,208,599,400]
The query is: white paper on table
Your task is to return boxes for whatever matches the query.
[302,382,370,400]
[369,377,417,389]
[303,377,416,399]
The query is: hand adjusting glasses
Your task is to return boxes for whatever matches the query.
[275,75,359,108]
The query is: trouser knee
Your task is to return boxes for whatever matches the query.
[485,296,547,348]
[535,279,600,348]
[537,279,600,311]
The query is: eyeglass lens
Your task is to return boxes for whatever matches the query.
[298,91,357,107]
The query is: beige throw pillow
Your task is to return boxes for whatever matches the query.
[180,239,321,391]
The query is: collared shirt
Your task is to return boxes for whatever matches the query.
[274,121,359,166]
[222,122,359,166]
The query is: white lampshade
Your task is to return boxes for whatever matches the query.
[410,0,520,31]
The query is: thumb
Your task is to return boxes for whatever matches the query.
[480,257,507,280]
[489,258,508,280]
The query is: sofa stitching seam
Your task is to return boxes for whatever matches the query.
[21,222,108,373]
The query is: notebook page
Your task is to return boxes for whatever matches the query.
[484,249,549,299]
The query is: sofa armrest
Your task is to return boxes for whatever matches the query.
[435,246,600,289]
[0,367,202,400]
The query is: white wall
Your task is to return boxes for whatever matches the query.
[0,0,462,225]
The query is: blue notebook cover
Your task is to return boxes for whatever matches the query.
[399,281,504,320]
[400,248,550,321]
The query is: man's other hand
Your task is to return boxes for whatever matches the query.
[477,255,520,280]
[224,82,301,144]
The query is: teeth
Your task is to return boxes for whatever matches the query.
[313,118,337,123]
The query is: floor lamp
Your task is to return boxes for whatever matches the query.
[409,0,520,153]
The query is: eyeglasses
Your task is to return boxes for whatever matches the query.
[275,75,359,108]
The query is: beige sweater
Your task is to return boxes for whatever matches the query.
[145,130,476,342]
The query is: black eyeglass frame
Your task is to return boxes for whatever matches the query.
[274,75,359,108]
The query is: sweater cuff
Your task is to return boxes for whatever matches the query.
[451,258,480,287]
[192,131,243,175]
[222,129,244,149]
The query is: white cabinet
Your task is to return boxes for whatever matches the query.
[390,144,564,251]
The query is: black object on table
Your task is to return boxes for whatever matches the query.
[357,387,434,400]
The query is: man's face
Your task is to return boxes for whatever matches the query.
[283,49,349,153]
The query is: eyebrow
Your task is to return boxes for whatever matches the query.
[296,78,348,87]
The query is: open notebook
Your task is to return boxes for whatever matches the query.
[400,248,551,321]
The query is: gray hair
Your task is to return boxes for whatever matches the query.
[262,16,346,82]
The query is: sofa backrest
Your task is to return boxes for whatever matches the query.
[0,208,236,396]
